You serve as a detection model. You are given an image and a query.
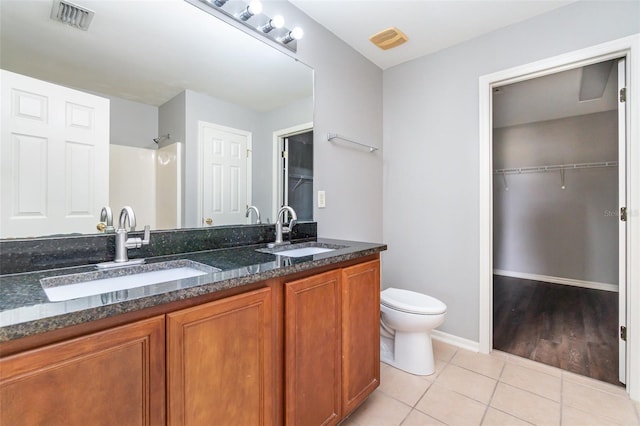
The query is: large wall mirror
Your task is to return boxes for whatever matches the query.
[0,0,314,239]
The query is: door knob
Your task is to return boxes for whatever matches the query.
[205,218,213,225]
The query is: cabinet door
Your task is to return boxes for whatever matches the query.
[167,287,273,426]
[0,316,165,426]
[342,260,381,415]
[285,270,342,426]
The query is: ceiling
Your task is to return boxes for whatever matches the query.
[288,0,616,126]
[493,59,618,128]
[289,0,578,70]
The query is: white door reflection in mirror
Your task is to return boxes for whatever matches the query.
[199,122,251,227]
[0,70,109,238]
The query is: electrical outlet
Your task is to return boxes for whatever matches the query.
[318,190,326,208]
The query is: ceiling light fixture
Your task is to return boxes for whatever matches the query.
[189,0,302,52]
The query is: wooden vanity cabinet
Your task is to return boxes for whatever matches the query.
[285,269,343,425]
[166,287,273,426]
[284,259,381,425]
[0,315,165,426]
[341,260,381,415]
[0,255,380,426]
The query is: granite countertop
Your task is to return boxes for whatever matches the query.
[0,238,386,343]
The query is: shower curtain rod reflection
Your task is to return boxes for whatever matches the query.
[494,160,618,175]
[327,132,379,152]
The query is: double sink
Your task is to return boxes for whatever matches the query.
[40,242,346,302]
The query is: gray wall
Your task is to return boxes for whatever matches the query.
[269,2,384,242]
[109,96,158,149]
[382,1,639,341]
[257,96,314,223]
[493,111,618,285]
[183,90,260,228]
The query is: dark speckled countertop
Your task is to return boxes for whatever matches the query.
[0,238,386,342]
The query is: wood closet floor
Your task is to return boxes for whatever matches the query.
[493,275,621,386]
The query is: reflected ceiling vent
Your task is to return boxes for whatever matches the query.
[369,27,408,50]
[579,60,615,101]
[50,0,95,31]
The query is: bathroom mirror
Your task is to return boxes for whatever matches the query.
[0,0,313,239]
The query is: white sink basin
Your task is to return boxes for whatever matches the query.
[273,247,336,257]
[256,242,348,258]
[41,260,218,302]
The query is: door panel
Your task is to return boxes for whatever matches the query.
[1,70,109,238]
[617,57,627,384]
[199,121,250,226]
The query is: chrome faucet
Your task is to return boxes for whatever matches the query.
[114,206,150,263]
[269,206,297,248]
[245,205,261,224]
[99,206,115,233]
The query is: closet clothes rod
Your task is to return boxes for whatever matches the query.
[327,132,379,152]
[494,160,618,175]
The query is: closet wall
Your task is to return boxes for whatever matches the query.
[493,110,618,286]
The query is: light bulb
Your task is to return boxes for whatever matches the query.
[239,0,262,21]
[248,0,262,15]
[282,26,304,44]
[271,15,285,29]
[261,15,285,33]
[290,26,304,40]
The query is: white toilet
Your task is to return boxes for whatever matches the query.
[380,287,447,375]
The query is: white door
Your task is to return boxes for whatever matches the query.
[199,121,251,227]
[617,58,627,384]
[0,70,109,238]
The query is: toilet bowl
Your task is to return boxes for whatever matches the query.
[380,287,446,375]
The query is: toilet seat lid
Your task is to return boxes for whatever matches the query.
[381,288,447,315]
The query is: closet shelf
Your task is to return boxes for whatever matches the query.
[494,161,618,175]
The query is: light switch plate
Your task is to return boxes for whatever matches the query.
[318,190,326,208]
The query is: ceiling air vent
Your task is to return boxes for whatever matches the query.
[50,0,95,31]
[369,27,408,51]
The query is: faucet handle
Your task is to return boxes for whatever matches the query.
[141,225,150,245]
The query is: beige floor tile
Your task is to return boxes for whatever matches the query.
[504,354,562,378]
[432,339,457,362]
[347,389,412,426]
[401,409,446,426]
[490,383,560,426]
[379,363,432,406]
[451,349,505,379]
[562,370,627,397]
[561,405,624,426]
[500,362,561,402]
[481,407,531,426]
[415,383,487,426]
[563,380,637,425]
[489,350,510,361]
[436,364,497,404]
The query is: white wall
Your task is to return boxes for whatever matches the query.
[109,144,156,229]
[493,111,618,285]
[383,1,639,341]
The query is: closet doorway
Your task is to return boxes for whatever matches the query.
[491,57,626,385]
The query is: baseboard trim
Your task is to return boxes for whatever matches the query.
[432,330,480,353]
[493,269,618,293]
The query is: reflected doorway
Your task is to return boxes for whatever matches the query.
[273,124,313,222]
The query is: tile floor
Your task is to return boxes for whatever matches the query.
[342,340,640,426]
